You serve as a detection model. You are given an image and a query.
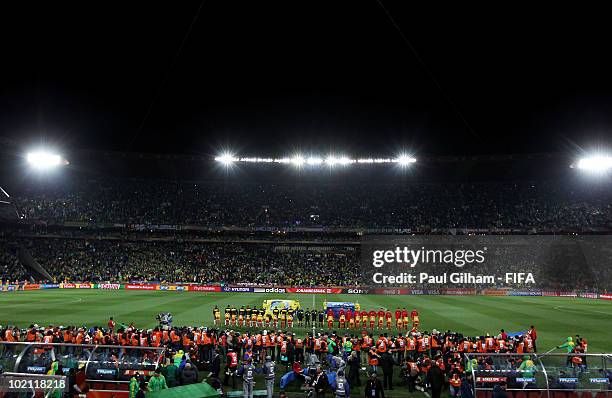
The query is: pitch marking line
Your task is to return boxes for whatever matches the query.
[553,305,611,317]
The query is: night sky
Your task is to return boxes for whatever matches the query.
[2,2,612,158]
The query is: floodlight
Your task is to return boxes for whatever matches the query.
[26,151,63,170]
[213,152,418,169]
[325,156,338,166]
[394,154,417,166]
[306,156,323,166]
[338,156,353,166]
[244,157,274,163]
[214,152,238,166]
[290,155,305,167]
[576,156,612,172]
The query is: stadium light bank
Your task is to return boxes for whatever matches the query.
[214,153,417,168]
[573,155,612,173]
[26,150,68,170]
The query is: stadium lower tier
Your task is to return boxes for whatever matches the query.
[3,235,612,291]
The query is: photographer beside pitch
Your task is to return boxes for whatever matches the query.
[262,355,276,398]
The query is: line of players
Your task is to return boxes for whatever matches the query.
[213,305,420,331]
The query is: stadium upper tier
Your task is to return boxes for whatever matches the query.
[9,178,612,230]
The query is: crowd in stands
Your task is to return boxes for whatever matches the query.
[0,241,27,281]
[1,177,611,291]
[1,233,610,291]
[13,178,612,230]
[2,237,360,287]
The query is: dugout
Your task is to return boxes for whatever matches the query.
[466,353,612,398]
[0,341,165,398]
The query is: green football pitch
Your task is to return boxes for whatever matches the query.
[1,290,611,352]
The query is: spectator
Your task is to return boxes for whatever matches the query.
[364,373,384,398]
[379,352,394,390]
[313,366,330,398]
[161,359,179,387]
[347,351,361,387]
[147,369,168,392]
[180,362,198,385]
[210,349,221,378]
[461,374,474,398]
[427,359,444,398]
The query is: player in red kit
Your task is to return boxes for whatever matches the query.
[327,309,334,329]
[411,308,420,330]
[361,310,368,329]
[346,308,353,329]
[338,308,346,329]
[394,308,401,329]
[385,310,392,330]
[401,308,409,330]
[377,309,385,329]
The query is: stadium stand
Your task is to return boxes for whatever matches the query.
[2,177,611,398]
[0,235,609,290]
[11,178,612,230]
[1,177,612,291]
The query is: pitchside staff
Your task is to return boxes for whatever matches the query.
[8,321,565,398]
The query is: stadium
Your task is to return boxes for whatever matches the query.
[1,154,612,398]
[2,3,612,398]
